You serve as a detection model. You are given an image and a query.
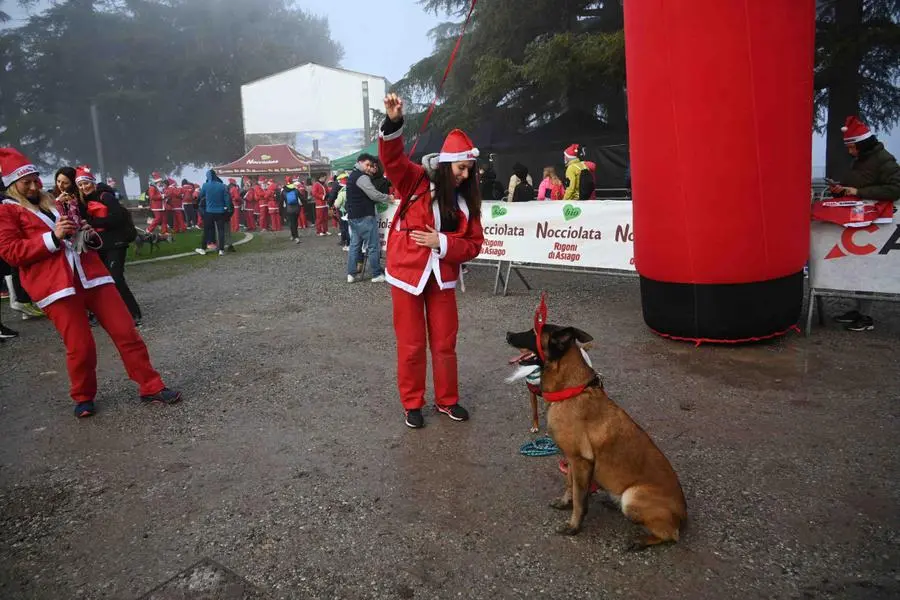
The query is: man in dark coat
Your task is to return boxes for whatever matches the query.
[829,116,900,332]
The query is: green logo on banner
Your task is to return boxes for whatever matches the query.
[491,205,508,219]
[376,202,389,213]
[563,204,582,221]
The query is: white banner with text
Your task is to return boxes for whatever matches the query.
[377,200,635,271]
[809,219,900,295]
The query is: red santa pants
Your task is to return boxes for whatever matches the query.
[257,208,268,231]
[269,207,281,231]
[315,205,329,234]
[391,277,460,411]
[42,282,165,404]
[231,208,241,232]
[173,209,186,233]
[148,209,168,234]
[243,209,256,231]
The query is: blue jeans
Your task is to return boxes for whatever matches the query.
[347,216,383,277]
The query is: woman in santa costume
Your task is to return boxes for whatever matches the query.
[0,149,181,418]
[146,172,167,234]
[379,94,484,429]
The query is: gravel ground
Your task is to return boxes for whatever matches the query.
[1,228,898,600]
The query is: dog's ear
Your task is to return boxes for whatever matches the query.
[548,327,590,359]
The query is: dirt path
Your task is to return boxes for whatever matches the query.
[1,229,898,599]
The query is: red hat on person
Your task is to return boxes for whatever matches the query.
[0,148,39,185]
[285,176,293,184]
[75,165,96,184]
[151,171,163,183]
[564,144,580,162]
[842,116,873,144]
[438,129,479,163]
[106,177,116,186]
[228,178,237,184]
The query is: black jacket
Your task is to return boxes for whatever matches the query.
[840,141,900,201]
[84,183,132,248]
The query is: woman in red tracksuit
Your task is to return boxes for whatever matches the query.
[0,148,181,418]
[379,94,484,429]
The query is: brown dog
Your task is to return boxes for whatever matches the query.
[506,324,687,550]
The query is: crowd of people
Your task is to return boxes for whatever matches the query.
[477,143,601,202]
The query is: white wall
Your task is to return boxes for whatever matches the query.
[241,64,388,135]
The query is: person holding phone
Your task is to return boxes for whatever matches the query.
[0,148,181,418]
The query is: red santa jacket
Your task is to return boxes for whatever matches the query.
[266,184,278,210]
[243,186,257,211]
[165,184,182,209]
[181,183,195,206]
[148,185,164,211]
[312,182,327,207]
[378,124,484,296]
[0,199,114,309]
[229,185,242,211]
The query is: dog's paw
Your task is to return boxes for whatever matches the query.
[549,498,573,511]
[556,523,581,536]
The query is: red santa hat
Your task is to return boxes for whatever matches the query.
[841,116,873,144]
[228,178,237,185]
[564,144,581,161]
[285,176,293,184]
[75,165,96,184]
[439,129,479,163]
[106,177,116,186]
[0,147,39,185]
[151,171,163,183]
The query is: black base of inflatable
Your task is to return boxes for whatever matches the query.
[640,271,805,342]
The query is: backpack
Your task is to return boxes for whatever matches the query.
[512,179,534,202]
[285,188,299,205]
[578,165,595,200]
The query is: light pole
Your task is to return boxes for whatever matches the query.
[90,102,106,180]
[362,81,371,143]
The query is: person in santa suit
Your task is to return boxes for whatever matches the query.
[0,149,181,418]
[228,178,242,233]
[297,180,310,230]
[255,179,268,232]
[379,94,484,429]
[181,179,197,229]
[267,179,281,231]
[312,174,330,236]
[166,178,186,233]
[242,179,257,231]
[146,172,167,234]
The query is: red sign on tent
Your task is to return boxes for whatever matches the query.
[214,144,330,177]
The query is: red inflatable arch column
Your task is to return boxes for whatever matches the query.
[624,0,815,342]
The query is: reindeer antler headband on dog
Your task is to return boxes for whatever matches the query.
[534,292,548,362]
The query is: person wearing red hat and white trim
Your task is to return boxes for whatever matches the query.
[563,143,594,200]
[379,94,484,429]
[266,179,282,232]
[181,179,198,229]
[814,116,900,332]
[146,172,168,234]
[0,148,181,418]
[165,178,186,233]
[312,174,330,236]
[228,178,242,234]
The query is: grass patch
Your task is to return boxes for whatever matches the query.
[126,231,206,262]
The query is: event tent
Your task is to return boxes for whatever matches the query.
[330,140,378,172]
[213,144,330,178]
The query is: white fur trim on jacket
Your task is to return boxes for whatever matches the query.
[843,131,873,143]
[42,231,60,253]
[380,122,404,142]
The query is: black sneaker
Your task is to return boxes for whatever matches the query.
[74,401,96,418]
[405,409,425,429]
[133,317,143,328]
[140,388,183,405]
[846,316,874,332]
[834,310,862,324]
[0,324,18,339]
[436,403,469,422]
[88,314,99,328]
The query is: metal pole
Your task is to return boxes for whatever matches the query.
[90,102,106,179]
[362,81,371,143]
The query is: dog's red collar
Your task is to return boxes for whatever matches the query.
[542,375,601,403]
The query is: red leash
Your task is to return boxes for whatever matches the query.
[408,0,478,157]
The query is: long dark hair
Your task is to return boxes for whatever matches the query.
[435,163,482,226]
[53,167,77,196]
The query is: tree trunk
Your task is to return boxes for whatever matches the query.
[825,0,863,178]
